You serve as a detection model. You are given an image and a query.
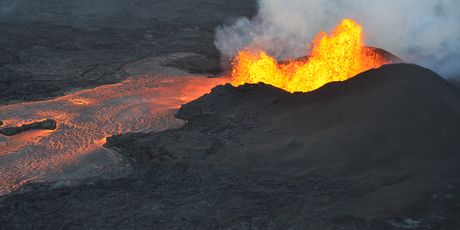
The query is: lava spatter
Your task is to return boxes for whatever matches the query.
[231,19,389,93]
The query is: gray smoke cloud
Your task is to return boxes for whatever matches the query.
[215,0,460,78]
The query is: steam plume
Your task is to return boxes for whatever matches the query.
[215,0,460,78]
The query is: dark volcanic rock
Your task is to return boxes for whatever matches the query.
[450,77,460,92]
[0,0,257,105]
[164,53,223,75]
[106,63,460,228]
[0,119,57,136]
[2,64,460,229]
[364,46,403,63]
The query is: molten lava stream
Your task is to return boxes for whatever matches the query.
[0,75,228,195]
[231,19,389,93]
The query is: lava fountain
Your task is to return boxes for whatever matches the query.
[231,19,390,93]
[0,19,390,195]
[0,75,228,195]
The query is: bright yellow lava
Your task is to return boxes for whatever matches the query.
[231,19,389,93]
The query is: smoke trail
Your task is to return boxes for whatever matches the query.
[215,0,460,78]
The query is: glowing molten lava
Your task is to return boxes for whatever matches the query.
[231,19,389,93]
[0,75,228,195]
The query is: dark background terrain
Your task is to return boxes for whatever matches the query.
[1,1,460,229]
[0,0,256,104]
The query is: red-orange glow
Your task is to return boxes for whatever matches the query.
[0,75,228,195]
[231,19,389,93]
[68,98,95,106]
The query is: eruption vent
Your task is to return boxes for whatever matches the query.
[231,19,389,93]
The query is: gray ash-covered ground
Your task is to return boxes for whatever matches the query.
[1,64,460,229]
[0,0,256,105]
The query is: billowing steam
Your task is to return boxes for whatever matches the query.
[215,0,460,78]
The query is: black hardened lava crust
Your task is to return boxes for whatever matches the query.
[2,64,460,229]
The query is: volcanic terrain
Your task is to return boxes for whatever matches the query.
[1,1,460,229]
[0,0,256,105]
[1,63,460,229]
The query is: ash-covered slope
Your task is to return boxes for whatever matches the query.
[176,63,460,178]
[115,63,460,182]
[109,63,460,227]
[2,64,460,229]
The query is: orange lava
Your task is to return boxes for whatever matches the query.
[0,75,228,195]
[231,19,389,93]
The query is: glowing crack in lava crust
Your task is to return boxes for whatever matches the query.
[231,19,389,93]
[0,75,228,195]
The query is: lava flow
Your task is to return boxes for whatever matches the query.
[0,75,228,195]
[231,19,389,93]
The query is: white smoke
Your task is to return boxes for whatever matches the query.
[215,0,460,78]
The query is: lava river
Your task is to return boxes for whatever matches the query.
[0,75,228,195]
